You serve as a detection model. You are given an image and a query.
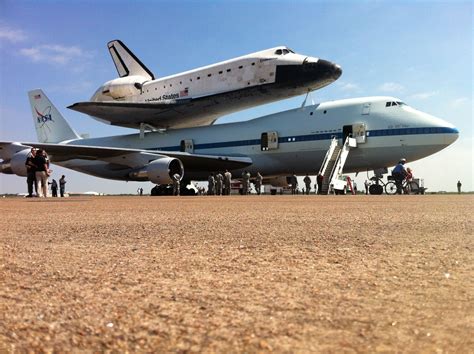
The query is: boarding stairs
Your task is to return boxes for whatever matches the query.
[318,136,357,194]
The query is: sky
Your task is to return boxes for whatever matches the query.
[0,0,472,194]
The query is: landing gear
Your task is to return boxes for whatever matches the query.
[369,184,383,195]
[150,181,197,196]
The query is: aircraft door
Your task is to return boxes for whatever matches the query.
[261,131,278,151]
[180,139,194,153]
[362,103,371,115]
[353,123,366,144]
[342,125,353,142]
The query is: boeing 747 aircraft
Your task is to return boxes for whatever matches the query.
[1,90,458,191]
[68,40,342,130]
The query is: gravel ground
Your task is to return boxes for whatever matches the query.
[1,195,473,352]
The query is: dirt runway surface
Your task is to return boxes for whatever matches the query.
[1,195,473,352]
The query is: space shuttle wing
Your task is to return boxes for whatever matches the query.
[68,100,197,129]
[7,142,252,170]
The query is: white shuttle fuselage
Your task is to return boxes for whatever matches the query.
[69,41,342,129]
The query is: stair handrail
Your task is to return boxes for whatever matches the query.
[329,137,356,191]
[318,137,338,176]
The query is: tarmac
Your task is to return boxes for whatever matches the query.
[1,195,473,352]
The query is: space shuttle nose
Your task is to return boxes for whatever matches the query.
[317,59,342,80]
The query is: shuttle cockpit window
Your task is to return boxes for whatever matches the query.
[275,48,294,56]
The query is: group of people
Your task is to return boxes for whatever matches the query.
[294,173,325,195]
[207,170,234,195]
[25,148,66,197]
[206,170,326,195]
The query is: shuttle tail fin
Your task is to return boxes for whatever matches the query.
[28,89,81,143]
[107,40,155,80]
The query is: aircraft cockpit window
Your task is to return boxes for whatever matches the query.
[386,101,404,107]
[287,48,295,53]
[282,49,290,54]
[275,49,283,55]
[396,101,406,106]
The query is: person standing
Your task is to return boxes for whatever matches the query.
[34,149,50,197]
[172,173,181,196]
[242,170,251,195]
[303,174,312,195]
[364,180,370,195]
[224,170,232,195]
[59,175,67,197]
[215,172,223,196]
[25,148,37,197]
[290,173,298,195]
[208,173,216,195]
[317,173,324,195]
[49,179,58,197]
[255,172,263,195]
[457,180,462,194]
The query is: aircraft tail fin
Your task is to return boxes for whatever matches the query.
[107,40,155,80]
[28,89,81,143]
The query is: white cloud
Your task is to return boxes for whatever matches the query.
[410,91,439,100]
[451,97,469,107]
[340,82,360,91]
[19,44,92,65]
[0,25,27,42]
[48,81,95,94]
[378,82,405,93]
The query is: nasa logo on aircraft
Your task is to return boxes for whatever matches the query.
[35,106,54,125]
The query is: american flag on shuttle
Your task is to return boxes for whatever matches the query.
[180,88,189,97]
[34,94,41,99]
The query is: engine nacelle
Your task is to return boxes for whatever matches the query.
[1,149,30,176]
[101,75,147,99]
[129,157,184,185]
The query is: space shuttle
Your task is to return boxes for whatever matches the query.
[69,40,342,130]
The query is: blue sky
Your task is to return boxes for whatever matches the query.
[0,0,472,194]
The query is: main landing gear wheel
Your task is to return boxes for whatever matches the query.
[369,184,384,195]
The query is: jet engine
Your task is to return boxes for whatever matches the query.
[99,75,148,100]
[129,157,184,185]
[0,149,30,176]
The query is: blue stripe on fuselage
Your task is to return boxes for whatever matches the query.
[149,127,459,152]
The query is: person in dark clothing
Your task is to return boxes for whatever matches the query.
[317,173,324,194]
[59,175,67,197]
[392,158,408,195]
[49,179,58,197]
[34,149,50,197]
[25,148,38,197]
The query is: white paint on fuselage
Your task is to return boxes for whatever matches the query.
[61,96,458,181]
[94,47,317,103]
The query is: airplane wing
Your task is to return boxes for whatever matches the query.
[0,141,252,171]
